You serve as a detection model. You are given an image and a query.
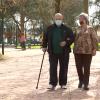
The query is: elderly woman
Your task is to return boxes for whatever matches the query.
[73,13,98,90]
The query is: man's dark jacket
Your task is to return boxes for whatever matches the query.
[42,24,74,54]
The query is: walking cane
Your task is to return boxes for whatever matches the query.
[36,51,46,89]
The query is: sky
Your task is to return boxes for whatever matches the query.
[89,5,96,16]
[89,0,100,25]
[89,0,96,16]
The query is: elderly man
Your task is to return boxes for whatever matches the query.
[42,13,74,90]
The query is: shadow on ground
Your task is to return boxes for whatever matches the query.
[14,87,94,100]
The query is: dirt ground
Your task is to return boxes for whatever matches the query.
[0,48,100,100]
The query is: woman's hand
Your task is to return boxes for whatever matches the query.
[92,49,96,56]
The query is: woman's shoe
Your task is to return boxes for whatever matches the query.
[83,86,89,90]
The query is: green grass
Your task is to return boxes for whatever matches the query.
[98,43,100,46]
[16,45,41,49]
[98,43,100,50]
[70,43,74,49]
[30,45,41,49]
[16,43,100,50]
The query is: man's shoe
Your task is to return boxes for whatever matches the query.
[47,85,55,90]
[61,85,67,89]
[78,83,83,88]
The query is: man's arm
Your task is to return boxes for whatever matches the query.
[60,26,74,47]
[66,28,74,46]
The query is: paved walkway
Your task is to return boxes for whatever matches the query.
[0,48,100,100]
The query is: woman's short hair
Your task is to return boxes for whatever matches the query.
[79,12,89,24]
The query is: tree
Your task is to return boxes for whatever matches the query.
[89,0,100,32]
[55,0,61,13]
[83,0,88,14]
[4,0,38,33]
[0,0,84,45]
[60,0,83,27]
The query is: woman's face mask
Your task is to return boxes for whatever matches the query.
[79,21,84,25]
[55,20,63,26]
[79,16,86,25]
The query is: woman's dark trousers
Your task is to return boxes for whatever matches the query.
[74,54,92,87]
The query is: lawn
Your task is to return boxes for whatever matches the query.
[17,45,41,49]
[16,43,100,50]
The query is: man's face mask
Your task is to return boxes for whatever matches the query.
[55,20,62,26]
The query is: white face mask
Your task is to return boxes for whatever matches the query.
[55,20,62,26]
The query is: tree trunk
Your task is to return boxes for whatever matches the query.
[20,12,25,34]
[55,0,61,13]
[83,0,88,14]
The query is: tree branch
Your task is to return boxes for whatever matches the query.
[24,17,30,23]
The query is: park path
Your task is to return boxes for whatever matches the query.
[0,48,100,100]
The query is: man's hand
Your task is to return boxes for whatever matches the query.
[42,48,47,52]
[60,41,66,47]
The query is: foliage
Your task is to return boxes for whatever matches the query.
[61,0,83,27]
[89,0,100,26]
[0,0,83,44]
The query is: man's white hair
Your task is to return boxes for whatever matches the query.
[55,13,63,17]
